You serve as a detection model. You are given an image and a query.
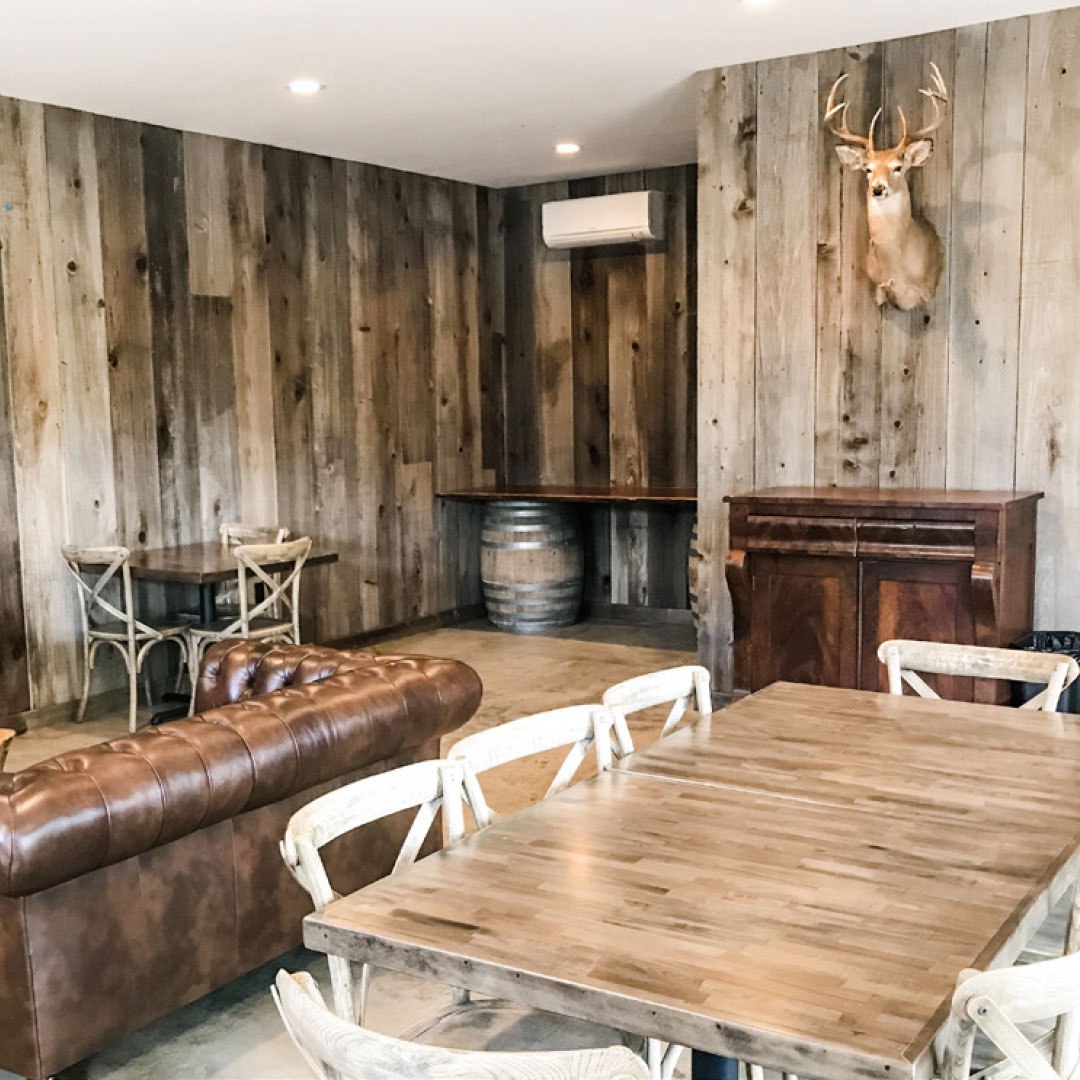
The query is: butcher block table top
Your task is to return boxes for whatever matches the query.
[305,683,1080,1080]
[81,541,339,584]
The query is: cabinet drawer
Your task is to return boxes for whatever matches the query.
[857,520,975,560]
[745,515,856,556]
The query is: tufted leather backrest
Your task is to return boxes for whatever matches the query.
[0,641,482,897]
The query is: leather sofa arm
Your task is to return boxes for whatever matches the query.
[0,644,482,898]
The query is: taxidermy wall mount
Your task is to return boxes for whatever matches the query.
[824,63,949,311]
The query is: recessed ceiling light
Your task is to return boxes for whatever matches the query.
[555,142,581,155]
[288,78,324,95]
[742,0,773,6]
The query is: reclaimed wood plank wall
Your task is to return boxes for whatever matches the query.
[0,98,488,711]
[696,8,1080,692]
[492,167,697,611]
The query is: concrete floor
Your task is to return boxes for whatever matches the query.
[1,618,697,1079]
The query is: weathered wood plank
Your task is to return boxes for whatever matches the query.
[225,139,278,526]
[946,19,1028,490]
[815,43,884,487]
[1016,8,1080,628]
[879,31,954,488]
[531,183,573,486]
[0,97,80,706]
[143,123,199,546]
[696,64,758,692]
[96,115,162,551]
[754,54,818,489]
[346,161,382,630]
[0,212,31,713]
[190,294,240,536]
[301,152,351,639]
[45,106,118,545]
[476,187,507,486]
[264,146,309,545]
[183,132,232,297]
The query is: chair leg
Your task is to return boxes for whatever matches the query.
[122,646,138,734]
[187,638,204,716]
[74,639,93,724]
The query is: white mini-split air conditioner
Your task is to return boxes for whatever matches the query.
[541,190,664,249]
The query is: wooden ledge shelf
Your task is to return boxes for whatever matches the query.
[437,484,697,505]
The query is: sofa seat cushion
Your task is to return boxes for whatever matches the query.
[0,642,482,897]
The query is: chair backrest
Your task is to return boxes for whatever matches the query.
[0,729,15,772]
[602,665,712,757]
[272,969,649,1080]
[945,954,1080,1080]
[877,640,1079,712]
[220,522,289,546]
[61,545,151,642]
[280,759,467,1024]
[216,537,312,637]
[448,705,615,831]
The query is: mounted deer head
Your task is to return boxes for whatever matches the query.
[824,63,948,310]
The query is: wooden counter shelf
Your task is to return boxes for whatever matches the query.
[436,484,697,505]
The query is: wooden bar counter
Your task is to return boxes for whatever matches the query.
[436,483,697,505]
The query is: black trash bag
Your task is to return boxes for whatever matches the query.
[1010,631,1080,712]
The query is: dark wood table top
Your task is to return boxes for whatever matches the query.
[725,487,1043,510]
[83,542,339,585]
[305,683,1080,1080]
[436,484,697,505]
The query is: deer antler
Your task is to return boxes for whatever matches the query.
[824,74,879,150]
[896,62,949,146]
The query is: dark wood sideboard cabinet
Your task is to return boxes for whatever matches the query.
[724,488,1042,702]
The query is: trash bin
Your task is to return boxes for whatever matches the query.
[1010,631,1080,712]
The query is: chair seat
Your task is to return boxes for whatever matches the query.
[87,619,189,641]
[189,616,292,639]
[405,998,643,1056]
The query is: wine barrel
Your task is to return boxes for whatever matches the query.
[480,501,583,633]
[688,513,701,628]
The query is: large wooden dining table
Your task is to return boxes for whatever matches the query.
[304,682,1080,1080]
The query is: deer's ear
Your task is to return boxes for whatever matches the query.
[835,145,867,170]
[904,139,934,167]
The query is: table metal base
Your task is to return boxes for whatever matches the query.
[692,1054,739,1080]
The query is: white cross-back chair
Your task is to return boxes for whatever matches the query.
[945,954,1080,1080]
[280,757,639,1064]
[217,522,289,614]
[189,537,311,695]
[220,522,289,546]
[62,545,191,733]
[449,707,676,1080]
[281,758,466,1025]
[272,969,648,1080]
[877,640,1079,712]
[448,704,615,831]
[602,665,712,758]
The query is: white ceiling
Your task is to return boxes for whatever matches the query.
[0,0,1069,188]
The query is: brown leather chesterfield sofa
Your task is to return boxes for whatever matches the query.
[0,640,482,1080]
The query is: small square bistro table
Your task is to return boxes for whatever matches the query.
[83,542,339,623]
[305,682,1080,1080]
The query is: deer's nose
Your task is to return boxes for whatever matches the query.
[872,183,887,197]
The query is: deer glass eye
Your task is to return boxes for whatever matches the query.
[892,164,903,174]
[866,167,873,176]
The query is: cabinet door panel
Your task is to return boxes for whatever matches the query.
[749,555,858,691]
[860,560,975,699]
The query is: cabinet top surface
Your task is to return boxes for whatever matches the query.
[725,487,1042,510]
